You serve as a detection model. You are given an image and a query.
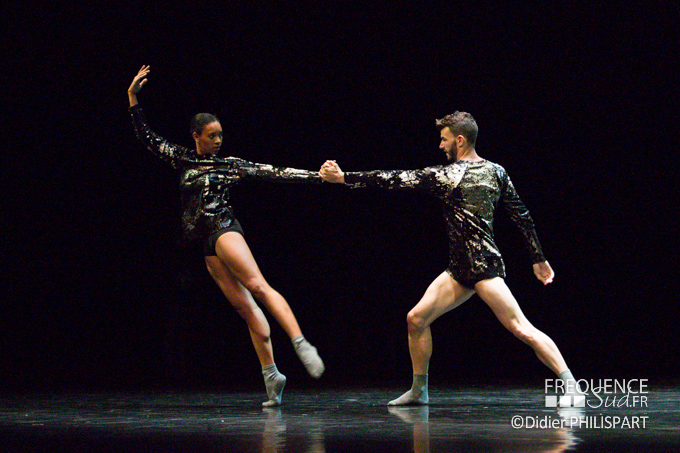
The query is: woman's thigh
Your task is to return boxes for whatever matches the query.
[214,232,269,288]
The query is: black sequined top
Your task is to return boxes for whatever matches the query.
[129,105,321,243]
[344,160,545,287]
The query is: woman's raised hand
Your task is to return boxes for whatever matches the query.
[128,65,150,106]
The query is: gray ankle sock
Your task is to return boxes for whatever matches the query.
[558,369,583,396]
[292,335,325,379]
[388,374,429,406]
[262,364,286,407]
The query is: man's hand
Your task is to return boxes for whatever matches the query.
[533,261,554,285]
[128,65,150,106]
[319,160,345,183]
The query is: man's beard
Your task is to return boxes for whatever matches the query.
[446,145,457,161]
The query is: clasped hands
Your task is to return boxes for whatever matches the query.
[319,160,345,184]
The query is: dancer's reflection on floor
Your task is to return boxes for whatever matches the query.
[260,408,286,453]
[260,408,326,453]
[389,406,430,453]
[388,405,578,453]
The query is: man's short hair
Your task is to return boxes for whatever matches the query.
[435,112,478,147]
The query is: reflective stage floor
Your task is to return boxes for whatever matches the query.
[1,387,678,452]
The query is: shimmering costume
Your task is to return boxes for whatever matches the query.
[344,160,545,287]
[129,105,321,246]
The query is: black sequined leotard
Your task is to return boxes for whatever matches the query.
[129,105,321,243]
[343,160,545,287]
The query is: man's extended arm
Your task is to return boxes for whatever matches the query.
[319,160,465,196]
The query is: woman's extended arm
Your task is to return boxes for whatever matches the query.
[233,158,322,183]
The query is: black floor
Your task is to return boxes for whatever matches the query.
[0,387,677,452]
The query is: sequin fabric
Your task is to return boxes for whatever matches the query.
[129,105,321,243]
[344,160,545,287]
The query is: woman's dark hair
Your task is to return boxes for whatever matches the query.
[435,111,478,147]
[190,113,220,135]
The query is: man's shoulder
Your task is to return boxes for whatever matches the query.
[483,159,502,169]
[483,160,508,177]
[437,162,468,175]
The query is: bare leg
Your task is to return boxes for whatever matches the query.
[215,233,302,338]
[474,277,569,375]
[205,254,274,367]
[214,232,324,378]
[389,271,476,405]
[206,251,287,406]
[407,272,476,375]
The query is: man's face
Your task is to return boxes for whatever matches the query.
[439,127,457,161]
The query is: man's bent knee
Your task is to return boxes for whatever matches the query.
[510,322,537,345]
[407,310,428,332]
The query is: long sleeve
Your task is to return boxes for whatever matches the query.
[499,171,546,264]
[129,105,190,168]
[343,164,466,197]
[233,158,322,183]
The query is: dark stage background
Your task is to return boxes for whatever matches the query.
[2,3,676,392]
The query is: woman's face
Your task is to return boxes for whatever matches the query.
[194,121,223,155]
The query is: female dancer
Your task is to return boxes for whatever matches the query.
[127,65,323,406]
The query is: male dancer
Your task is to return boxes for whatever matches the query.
[320,112,578,405]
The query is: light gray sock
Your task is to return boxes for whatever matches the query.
[388,374,429,406]
[559,369,583,396]
[558,369,575,382]
[292,335,325,379]
[262,364,286,407]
